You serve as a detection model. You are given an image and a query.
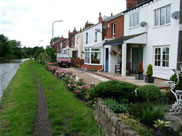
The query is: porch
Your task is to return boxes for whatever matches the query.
[104,32,147,76]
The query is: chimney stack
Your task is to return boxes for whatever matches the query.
[126,0,138,9]
[126,0,148,9]
[111,13,113,17]
[98,12,103,23]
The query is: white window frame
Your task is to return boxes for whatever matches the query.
[86,32,88,44]
[129,12,139,28]
[95,31,97,42]
[154,46,169,67]
[84,48,101,65]
[112,23,116,38]
[154,5,171,27]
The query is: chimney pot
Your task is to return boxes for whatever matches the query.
[98,12,103,23]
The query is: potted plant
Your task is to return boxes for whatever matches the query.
[110,48,117,56]
[145,64,154,83]
[135,60,144,80]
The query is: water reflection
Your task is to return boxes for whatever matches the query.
[0,59,28,97]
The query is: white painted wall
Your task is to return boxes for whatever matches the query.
[75,32,83,59]
[82,23,103,65]
[124,0,180,79]
[82,23,102,47]
[104,45,118,73]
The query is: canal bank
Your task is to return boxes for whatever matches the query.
[0,60,102,136]
[0,59,28,97]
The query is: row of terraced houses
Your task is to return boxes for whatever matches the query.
[51,0,182,80]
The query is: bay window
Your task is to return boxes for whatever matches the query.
[84,48,101,64]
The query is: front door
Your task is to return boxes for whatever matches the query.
[132,47,143,73]
[105,48,109,72]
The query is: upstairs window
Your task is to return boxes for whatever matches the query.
[95,31,97,42]
[129,12,139,27]
[155,5,171,26]
[86,32,88,44]
[112,23,116,38]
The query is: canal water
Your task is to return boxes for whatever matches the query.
[0,59,28,97]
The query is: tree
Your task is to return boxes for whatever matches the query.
[0,34,10,57]
[50,37,59,44]
[46,47,56,62]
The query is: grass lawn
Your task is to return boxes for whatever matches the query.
[31,60,102,136]
[0,60,38,136]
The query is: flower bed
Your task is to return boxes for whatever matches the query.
[45,64,96,107]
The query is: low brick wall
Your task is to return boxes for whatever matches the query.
[94,98,140,136]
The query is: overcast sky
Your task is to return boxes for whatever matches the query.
[0,0,126,48]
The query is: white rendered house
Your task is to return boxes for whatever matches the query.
[75,31,83,59]
[82,22,104,70]
[122,0,181,79]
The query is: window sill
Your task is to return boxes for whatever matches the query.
[129,25,140,30]
[153,23,171,29]
[84,63,102,65]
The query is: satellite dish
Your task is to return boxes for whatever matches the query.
[140,21,147,27]
[95,29,101,32]
[172,11,180,20]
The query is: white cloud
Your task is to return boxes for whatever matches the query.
[0,0,126,48]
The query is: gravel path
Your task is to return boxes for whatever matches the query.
[31,63,52,136]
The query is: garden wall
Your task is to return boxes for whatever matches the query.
[94,98,140,136]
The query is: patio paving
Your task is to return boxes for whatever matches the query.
[63,67,170,91]
[94,71,170,89]
[62,67,109,85]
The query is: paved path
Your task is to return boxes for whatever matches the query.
[62,67,110,85]
[31,63,52,136]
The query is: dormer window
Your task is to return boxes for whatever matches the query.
[129,12,139,27]
[112,23,116,38]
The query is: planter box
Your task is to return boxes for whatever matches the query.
[145,76,154,83]
[135,74,144,80]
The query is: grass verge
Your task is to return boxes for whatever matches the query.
[0,60,38,136]
[31,61,102,136]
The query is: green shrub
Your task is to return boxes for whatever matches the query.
[146,64,153,77]
[170,72,182,91]
[104,98,128,113]
[128,103,163,126]
[137,85,162,103]
[90,81,136,100]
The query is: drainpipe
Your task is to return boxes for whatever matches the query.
[177,0,182,69]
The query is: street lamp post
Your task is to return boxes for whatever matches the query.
[52,20,63,39]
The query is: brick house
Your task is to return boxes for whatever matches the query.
[103,12,124,73]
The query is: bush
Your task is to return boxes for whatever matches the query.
[137,60,144,74]
[137,85,162,103]
[128,103,164,126]
[90,81,137,100]
[104,98,128,113]
[146,64,153,77]
[170,72,182,91]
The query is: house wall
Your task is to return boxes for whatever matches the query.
[124,0,180,79]
[104,45,118,73]
[83,23,102,46]
[82,23,103,65]
[103,15,124,39]
[75,32,83,59]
